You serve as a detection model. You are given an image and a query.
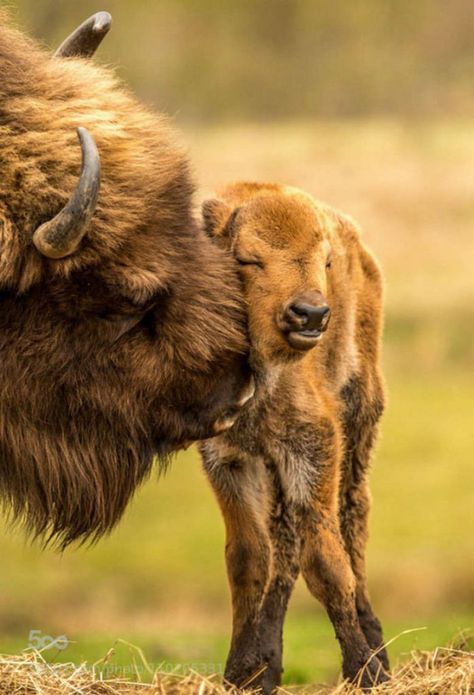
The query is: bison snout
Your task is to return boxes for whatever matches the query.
[278,293,331,351]
[288,301,330,331]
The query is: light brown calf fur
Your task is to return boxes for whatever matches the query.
[200,182,388,691]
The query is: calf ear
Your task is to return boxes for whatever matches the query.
[202,199,232,238]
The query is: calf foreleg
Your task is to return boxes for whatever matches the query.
[254,460,300,692]
[339,377,389,669]
[201,447,272,689]
[298,452,388,687]
[340,476,389,670]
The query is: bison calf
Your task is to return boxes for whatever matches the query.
[200,182,388,691]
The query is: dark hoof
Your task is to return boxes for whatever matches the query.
[224,658,280,694]
[354,654,390,689]
[376,646,390,672]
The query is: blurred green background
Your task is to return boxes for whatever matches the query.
[8,0,474,122]
[1,0,473,687]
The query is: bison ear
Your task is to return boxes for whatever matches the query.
[202,199,232,238]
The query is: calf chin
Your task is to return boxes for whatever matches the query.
[285,330,322,351]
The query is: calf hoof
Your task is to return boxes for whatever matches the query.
[375,646,390,674]
[224,658,280,695]
[352,654,390,689]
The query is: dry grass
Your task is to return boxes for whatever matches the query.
[0,636,471,695]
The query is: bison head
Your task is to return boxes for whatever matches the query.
[0,13,251,546]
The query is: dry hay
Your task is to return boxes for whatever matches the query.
[0,635,471,695]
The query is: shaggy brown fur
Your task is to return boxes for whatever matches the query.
[0,14,250,547]
[200,182,388,691]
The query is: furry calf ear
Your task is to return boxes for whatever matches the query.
[202,199,232,238]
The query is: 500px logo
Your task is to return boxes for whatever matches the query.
[27,629,69,651]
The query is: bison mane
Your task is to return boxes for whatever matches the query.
[0,12,248,547]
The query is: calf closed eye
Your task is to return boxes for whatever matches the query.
[236,257,264,268]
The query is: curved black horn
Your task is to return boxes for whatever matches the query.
[54,12,112,59]
[33,128,101,259]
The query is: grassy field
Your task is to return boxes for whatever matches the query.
[0,120,472,687]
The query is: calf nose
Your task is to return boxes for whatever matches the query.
[287,302,331,331]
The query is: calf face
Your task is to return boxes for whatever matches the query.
[203,184,333,361]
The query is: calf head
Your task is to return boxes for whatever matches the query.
[203,182,333,363]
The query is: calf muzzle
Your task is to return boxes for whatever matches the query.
[278,292,331,351]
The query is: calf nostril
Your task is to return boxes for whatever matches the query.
[310,304,330,329]
[289,303,308,317]
[287,303,309,326]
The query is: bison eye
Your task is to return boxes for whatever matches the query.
[236,257,264,269]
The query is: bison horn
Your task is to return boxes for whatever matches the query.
[33,128,101,259]
[54,12,112,59]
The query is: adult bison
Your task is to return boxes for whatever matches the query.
[0,12,252,548]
